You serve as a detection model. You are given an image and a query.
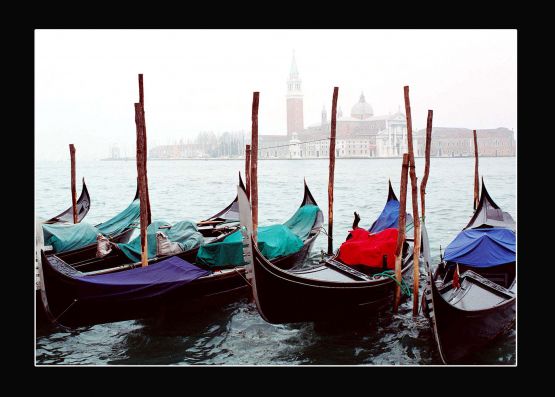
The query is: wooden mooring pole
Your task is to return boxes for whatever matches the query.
[134,102,149,267]
[69,144,78,224]
[138,74,152,225]
[328,87,339,255]
[420,110,433,221]
[245,144,251,199]
[251,92,259,243]
[394,153,410,313]
[473,129,479,210]
[404,86,422,316]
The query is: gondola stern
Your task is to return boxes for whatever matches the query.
[301,179,318,207]
[239,171,246,191]
[45,178,91,224]
[387,179,398,202]
[133,180,140,201]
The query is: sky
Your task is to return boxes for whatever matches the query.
[35,29,517,161]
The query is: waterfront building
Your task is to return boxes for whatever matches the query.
[149,52,515,159]
[414,127,516,157]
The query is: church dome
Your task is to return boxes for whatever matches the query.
[351,92,373,119]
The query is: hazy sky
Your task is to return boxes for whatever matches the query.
[35,29,516,160]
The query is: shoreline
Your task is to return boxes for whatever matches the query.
[100,155,515,161]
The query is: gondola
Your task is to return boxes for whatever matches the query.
[38,179,323,328]
[240,180,430,324]
[36,175,244,326]
[36,183,141,325]
[40,183,141,259]
[421,179,516,364]
[44,178,92,224]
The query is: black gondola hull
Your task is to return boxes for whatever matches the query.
[39,181,323,328]
[251,245,414,324]
[427,274,515,364]
[40,251,249,327]
[40,230,320,328]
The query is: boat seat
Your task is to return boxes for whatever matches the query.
[483,273,509,288]
[445,270,514,310]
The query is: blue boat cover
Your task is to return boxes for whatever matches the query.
[369,200,399,233]
[96,199,140,237]
[444,227,516,267]
[42,199,140,253]
[74,256,211,300]
[116,220,204,262]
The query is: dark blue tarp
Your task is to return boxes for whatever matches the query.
[74,256,211,301]
[369,200,399,233]
[444,227,516,267]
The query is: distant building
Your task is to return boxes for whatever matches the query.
[287,51,304,137]
[259,53,412,158]
[148,52,515,159]
[150,142,205,159]
[414,127,516,157]
[110,145,121,159]
[149,131,245,159]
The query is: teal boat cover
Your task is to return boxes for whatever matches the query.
[284,205,320,240]
[116,220,204,262]
[42,199,141,253]
[196,204,320,268]
[43,222,100,253]
[96,199,140,237]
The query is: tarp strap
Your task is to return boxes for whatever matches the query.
[53,298,78,323]
[318,226,333,240]
[233,268,252,287]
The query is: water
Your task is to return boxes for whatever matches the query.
[35,157,516,365]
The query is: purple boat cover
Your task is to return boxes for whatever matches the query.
[74,256,212,301]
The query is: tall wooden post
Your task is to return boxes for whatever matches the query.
[134,103,149,267]
[473,129,479,210]
[251,92,259,243]
[328,87,339,255]
[245,144,251,199]
[420,110,433,221]
[394,153,410,313]
[138,74,152,225]
[404,86,422,316]
[69,144,78,224]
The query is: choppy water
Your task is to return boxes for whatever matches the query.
[35,157,516,365]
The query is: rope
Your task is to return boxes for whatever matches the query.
[372,270,412,297]
[53,298,78,323]
[233,267,252,287]
[318,226,333,240]
[258,137,331,151]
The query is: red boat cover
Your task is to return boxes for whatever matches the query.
[337,227,398,269]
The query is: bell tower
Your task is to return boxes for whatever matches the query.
[286,51,304,138]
